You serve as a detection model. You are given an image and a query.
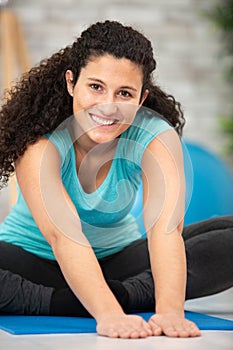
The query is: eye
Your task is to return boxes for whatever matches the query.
[118,90,132,98]
[90,83,102,92]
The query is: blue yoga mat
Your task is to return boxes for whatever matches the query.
[0,311,233,335]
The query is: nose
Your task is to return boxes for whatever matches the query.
[97,103,118,116]
[97,93,118,116]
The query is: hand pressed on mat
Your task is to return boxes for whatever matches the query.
[96,313,152,339]
[148,312,201,338]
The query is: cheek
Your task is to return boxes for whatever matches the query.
[72,91,95,114]
[118,102,140,124]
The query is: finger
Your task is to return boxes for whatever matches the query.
[117,326,134,339]
[109,326,128,339]
[132,329,148,339]
[180,321,201,337]
[172,322,192,338]
[148,320,163,336]
[162,324,179,337]
[130,323,151,339]
[164,329,178,337]
[117,325,147,339]
[142,320,153,336]
[122,328,148,339]
[108,330,119,338]
[121,331,132,339]
[173,326,190,338]
[101,328,119,338]
[187,323,201,337]
[173,321,201,338]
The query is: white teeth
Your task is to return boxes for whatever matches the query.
[91,114,116,126]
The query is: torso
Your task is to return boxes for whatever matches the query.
[74,140,118,194]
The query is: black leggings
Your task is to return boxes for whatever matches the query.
[0,215,233,315]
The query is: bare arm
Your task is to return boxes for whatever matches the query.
[15,137,123,319]
[15,137,151,338]
[142,129,200,337]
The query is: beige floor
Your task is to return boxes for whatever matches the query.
[0,288,232,350]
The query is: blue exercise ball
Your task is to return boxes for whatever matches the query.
[130,140,233,234]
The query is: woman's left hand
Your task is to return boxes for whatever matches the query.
[148,313,201,338]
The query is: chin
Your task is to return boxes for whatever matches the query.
[90,132,118,144]
[93,137,115,144]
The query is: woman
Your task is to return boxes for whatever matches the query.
[0,20,232,339]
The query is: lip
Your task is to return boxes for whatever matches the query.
[89,113,119,129]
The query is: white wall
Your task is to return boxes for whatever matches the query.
[2,0,229,150]
[0,0,231,221]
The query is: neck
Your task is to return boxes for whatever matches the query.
[75,137,118,160]
[69,120,118,158]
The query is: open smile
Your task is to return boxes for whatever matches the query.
[89,113,119,128]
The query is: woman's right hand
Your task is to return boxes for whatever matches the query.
[96,313,152,339]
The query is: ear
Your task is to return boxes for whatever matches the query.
[139,89,149,107]
[65,70,74,97]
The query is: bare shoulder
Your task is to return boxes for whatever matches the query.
[14,137,67,243]
[15,136,61,199]
[15,136,60,175]
[16,136,59,166]
[142,129,183,169]
[147,129,182,153]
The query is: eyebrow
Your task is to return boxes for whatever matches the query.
[87,77,138,92]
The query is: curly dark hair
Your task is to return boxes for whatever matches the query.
[0,20,185,190]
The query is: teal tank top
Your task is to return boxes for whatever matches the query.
[0,110,172,259]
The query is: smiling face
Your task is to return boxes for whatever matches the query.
[65,54,148,150]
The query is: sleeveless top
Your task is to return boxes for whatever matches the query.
[0,110,172,259]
